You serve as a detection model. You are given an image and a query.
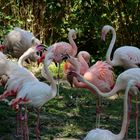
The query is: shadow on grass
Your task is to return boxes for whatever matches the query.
[0,85,140,140]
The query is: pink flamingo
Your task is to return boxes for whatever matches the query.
[0,51,58,140]
[36,29,77,64]
[70,68,140,140]
[63,54,115,127]
[63,51,90,86]
[83,80,136,140]
[102,25,140,139]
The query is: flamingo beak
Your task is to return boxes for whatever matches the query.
[61,54,70,61]
[37,54,45,66]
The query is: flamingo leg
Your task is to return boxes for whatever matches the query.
[15,105,24,139]
[135,95,139,140]
[95,95,101,128]
[35,109,41,140]
[23,106,29,140]
[125,92,132,140]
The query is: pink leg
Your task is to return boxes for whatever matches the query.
[15,105,24,139]
[125,93,132,139]
[35,109,41,140]
[23,106,29,140]
[135,95,139,140]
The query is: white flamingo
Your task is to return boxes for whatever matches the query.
[102,25,140,139]
[101,25,140,69]
[3,27,41,60]
[8,51,57,140]
[84,80,136,140]
[70,68,140,140]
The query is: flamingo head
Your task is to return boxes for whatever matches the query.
[101,25,111,41]
[68,71,84,83]
[65,71,77,87]
[68,29,77,40]
[35,44,47,65]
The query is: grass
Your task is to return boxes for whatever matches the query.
[0,82,140,140]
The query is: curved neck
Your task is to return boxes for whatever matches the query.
[117,82,130,139]
[68,56,81,74]
[78,75,122,97]
[43,55,57,97]
[68,31,77,56]
[18,47,34,67]
[106,27,116,65]
[77,53,89,74]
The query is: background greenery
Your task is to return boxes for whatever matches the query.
[0,0,140,61]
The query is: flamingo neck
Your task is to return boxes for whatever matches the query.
[77,53,89,74]
[117,82,130,139]
[79,75,121,97]
[106,27,116,66]
[43,55,57,97]
[68,56,81,74]
[18,47,34,67]
[68,31,77,56]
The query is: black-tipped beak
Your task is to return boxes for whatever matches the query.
[61,54,70,61]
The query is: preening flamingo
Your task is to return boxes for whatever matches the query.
[64,54,115,127]
[102,25,140,69]
[3,27,41,60]
[102,25,140,139]
[84,80,136,140]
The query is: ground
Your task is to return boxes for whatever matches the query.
[0,83,139,140]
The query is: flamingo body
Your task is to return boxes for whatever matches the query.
[102,25,140,69]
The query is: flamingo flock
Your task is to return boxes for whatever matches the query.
[0,25,139,140]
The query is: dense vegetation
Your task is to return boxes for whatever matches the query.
[0,0,140,61]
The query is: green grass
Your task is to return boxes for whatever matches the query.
[0,84,140,140]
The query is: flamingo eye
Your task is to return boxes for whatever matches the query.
[36,51,43,57]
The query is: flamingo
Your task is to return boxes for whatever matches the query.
[3,27,41,60]
[83,80,136,140]
[102,25,140,69]
[4,51,57,140]
[63,51,90,76]
[36,29,77,64]
[102,24,140,138]
[70,68,140,140]
[63,54,115,127]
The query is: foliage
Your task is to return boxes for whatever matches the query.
[0,0,140,61]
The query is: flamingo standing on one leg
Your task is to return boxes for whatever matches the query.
[70,68,140,140]
[102,25,140,139]
[63,54,115,127]
[83,80,137,140]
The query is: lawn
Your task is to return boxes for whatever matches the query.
[0,83,139,140]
